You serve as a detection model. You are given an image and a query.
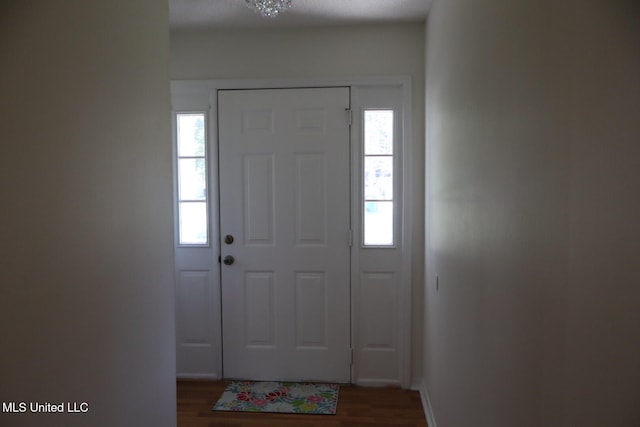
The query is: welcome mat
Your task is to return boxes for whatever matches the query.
[213,381,339,415]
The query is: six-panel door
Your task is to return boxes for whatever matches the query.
[218,87,351,382]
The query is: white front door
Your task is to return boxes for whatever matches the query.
[218,87,351,382]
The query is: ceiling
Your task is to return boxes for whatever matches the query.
[170,0,431,31]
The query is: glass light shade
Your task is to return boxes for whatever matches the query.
[245,0,292,18]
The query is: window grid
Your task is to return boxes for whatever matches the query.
[176,113,208,246]
[363,109,394,247]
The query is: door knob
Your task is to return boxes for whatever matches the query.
[223,255,235,266]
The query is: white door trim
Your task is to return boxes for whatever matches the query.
[171,76,413,388]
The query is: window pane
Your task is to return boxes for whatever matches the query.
[179,202,208,245]
[364,201,393,246]
[364,110,393,155]
[178,158,207,201]
[177,113,205,157]
[364,156,393,200]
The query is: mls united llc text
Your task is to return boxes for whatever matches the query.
[3,402,89,413]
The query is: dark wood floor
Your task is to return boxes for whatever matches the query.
[178,380,428,427]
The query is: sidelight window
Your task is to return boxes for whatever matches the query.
[363,109,394,246]
[176,113,208,245]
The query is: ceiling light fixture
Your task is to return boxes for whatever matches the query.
[245,0,292,18]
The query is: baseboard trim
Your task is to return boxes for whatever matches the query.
[418,381,437,427]
[176,373,220,380]
[354,379,402,388]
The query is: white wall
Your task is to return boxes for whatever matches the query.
[0,2,176,426]
[560,3,640,425]
[424,0,640,425]
[171,23,426,386]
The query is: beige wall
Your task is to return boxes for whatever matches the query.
[424,0,640,425]
[0,2,175,426]
[171,23,426,386]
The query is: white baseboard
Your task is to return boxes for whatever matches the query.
[176,373,220,380]
[418,381,437,427]
[354,378,402,387]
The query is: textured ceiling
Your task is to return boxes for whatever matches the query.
[170,0,431,31]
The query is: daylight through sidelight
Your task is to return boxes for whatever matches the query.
[176,113,208,245]
[363,109,394,246]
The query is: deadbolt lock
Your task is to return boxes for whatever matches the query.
[224,234,234,244]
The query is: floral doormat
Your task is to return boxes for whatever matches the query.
[213,381,339,415]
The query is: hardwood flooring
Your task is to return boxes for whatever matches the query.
[178,380,428,427]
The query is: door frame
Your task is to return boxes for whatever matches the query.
[171,76,414,388]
